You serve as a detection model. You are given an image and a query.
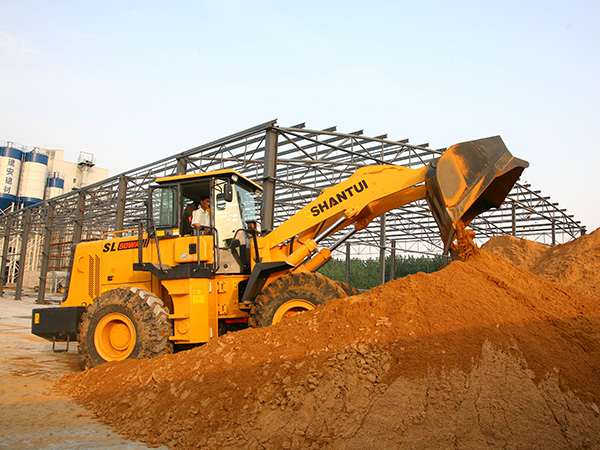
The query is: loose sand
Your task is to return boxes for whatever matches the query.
[60,229,600,450]
[482,228,600,299]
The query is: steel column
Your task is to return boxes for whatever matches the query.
[345,242,351,285]
[115,175,127,232]
[390,240,396,280]
[0,217,11,295]
[37,202,55,304]
[261,128,278,232]
[379,213,386,285]
[73,191,86,244]
[177,156,188,175]
[511,202,517,236]
[15,208,32,300]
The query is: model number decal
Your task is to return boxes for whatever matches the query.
[103,239,149,252]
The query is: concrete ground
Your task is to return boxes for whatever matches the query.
[0,291,167,450]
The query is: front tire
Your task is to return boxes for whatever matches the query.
[78,287,173,369]
[335,280,361,297]
[249,272,348,328]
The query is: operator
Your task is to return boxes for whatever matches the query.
[191,195,211,233]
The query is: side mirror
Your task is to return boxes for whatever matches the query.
[224,183,233,202]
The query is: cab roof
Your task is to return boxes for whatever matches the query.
[155,169,263,192]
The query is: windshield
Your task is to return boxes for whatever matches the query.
[214,180,241,246]
[214,181,259,247]
[236,184,259,224]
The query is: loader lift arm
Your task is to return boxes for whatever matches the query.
[243,136,528,301]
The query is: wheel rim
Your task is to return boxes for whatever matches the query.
[272,300,315,324]
[94,313,136,361]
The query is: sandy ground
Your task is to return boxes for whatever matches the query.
[0,291,166,450]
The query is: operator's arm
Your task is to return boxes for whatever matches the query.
[192,209,210,232]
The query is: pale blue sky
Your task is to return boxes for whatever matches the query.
[1,0,598,232]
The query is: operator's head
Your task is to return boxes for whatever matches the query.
[199,196,210,211]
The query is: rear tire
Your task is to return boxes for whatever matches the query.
[78,287,173,369]
[249,272,347,328]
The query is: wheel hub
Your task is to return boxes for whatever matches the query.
[94,313,136,361]
[272,299,315,324]
[109,323,131,350]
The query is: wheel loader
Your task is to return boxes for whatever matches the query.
[32,136,528,368]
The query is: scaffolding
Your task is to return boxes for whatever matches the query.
[0,120,585,301]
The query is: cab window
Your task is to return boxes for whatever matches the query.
[151,186,178,228]
[214,180,241,246]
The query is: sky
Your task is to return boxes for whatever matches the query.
[1,0,598,232]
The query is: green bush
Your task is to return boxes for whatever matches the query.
[318,255,446,290]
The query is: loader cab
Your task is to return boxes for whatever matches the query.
[149,170,262,275]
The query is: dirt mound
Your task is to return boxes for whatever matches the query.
[483,228,600,298]
[60,235,600,450]
[480,234,551,270]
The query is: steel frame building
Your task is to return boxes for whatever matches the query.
[0,120,585,302]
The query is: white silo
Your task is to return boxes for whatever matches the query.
[0,142,24,211]
[18,148,49,207]
[45,172,65,199]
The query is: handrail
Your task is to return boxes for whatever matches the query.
[135,217,167,273]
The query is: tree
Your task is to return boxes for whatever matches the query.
[318,254,446,290]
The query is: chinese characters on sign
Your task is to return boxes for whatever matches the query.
[3,158,17,194]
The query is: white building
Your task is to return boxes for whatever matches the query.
[0,141,109,212]
[45,149,110,194]
[0,140,110,291]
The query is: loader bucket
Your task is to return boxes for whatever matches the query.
[425,136,529,253]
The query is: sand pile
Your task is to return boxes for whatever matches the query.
[60,231,600,450]
[483,228,600,298]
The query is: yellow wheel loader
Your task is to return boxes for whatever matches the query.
[32,136,528,368]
